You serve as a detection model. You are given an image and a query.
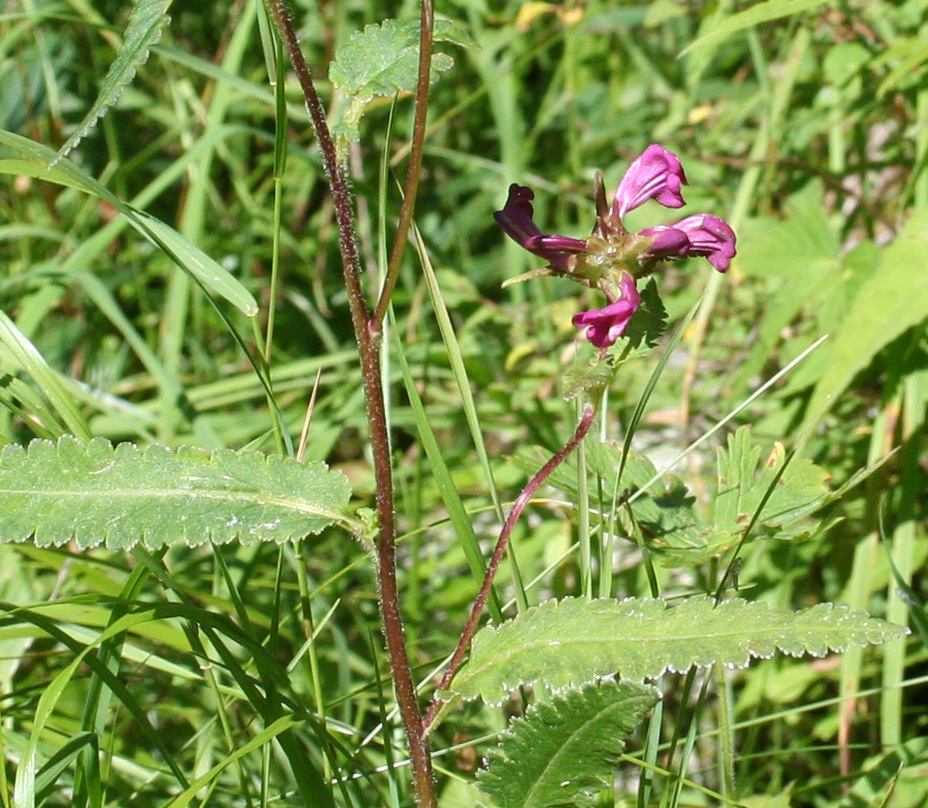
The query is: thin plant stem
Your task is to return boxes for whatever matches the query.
[264,2,435,804]
[372,0,434,333]
[422,404,597,732]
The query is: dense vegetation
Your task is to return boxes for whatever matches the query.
[1,0,926,806]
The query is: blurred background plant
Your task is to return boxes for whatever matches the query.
[0,0,926,806]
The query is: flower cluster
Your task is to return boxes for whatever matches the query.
[494,145,736,349]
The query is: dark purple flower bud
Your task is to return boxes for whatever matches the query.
[571,273,640,348]
[612,144,687,219]
[494,184,589,271]
[672,214,737,272]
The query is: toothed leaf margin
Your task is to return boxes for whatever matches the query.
[451,596,907,705]
[0,437,351,549]
[477,679,659,808]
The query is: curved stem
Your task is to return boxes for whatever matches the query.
[371,0,435,333]
[265,3,435,804]
[422,404,597,732]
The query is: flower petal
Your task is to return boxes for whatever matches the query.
[494,184,588,270]
[673,214,737,272]
[572,273,641,348]
[612,145,687,219]
[638,225,691,262]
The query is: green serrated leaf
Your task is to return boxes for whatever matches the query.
[562,352,621,400]
[330,18,470,100]
[0,437,352,549]
[513,424,848,565]
[510,442,724,563]
[477,680,659,808]
[714,425,831,540]
[52,0,173,165]
[622,278,667,348]
[450,596,907,704]
[329,17,472,145]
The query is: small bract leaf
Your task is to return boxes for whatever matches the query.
[477,680,659,808]
[0,437,352,550]
[450,596,907,704]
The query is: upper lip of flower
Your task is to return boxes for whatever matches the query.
[611,143,687,220]
[493,185,588,272]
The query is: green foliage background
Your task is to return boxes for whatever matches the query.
[1,0,926,806]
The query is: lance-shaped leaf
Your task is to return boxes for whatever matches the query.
[0,437,352,549]
[53,0,173,165]
[450,596,907,705]
[477,679,659,808]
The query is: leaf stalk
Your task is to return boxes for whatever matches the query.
[423,404,597,731]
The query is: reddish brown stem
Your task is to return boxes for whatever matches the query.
[422,404,597,732]
[265,2,435,805]
[371,0,435,334]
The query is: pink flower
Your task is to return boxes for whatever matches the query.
[672,214,737,272]
[571,273,640,348]
[639,215,736,272]
[494,145,736,349]
[612,144,687,219]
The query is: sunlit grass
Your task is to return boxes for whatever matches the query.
[0,0,926,806]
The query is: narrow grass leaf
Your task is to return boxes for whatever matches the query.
[683,0,832,55]
[8,606,194,808]
[130,210,258,316]
[0,311,92,441]
[163,715,298,808]
[392,321,500,620]
[0,131,258,317]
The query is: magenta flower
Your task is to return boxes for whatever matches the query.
[612,144,687,219]
[493,185,588,272]
[572,272,640,348]
[495,144,736,349]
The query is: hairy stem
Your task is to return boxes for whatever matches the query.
[265,2,435,804]
[423,404,597,731]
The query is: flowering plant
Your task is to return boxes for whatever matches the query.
[495,144,736,349]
